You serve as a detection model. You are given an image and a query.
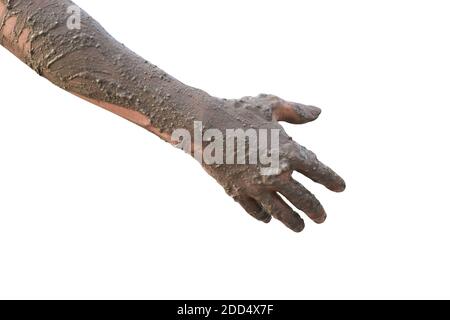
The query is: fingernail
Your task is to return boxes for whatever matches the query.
[333,179,346,193]
[306,105,322,119]
[292,220,305,233]
[314,213,327,224]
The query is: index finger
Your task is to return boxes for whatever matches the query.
[292,143,346,192]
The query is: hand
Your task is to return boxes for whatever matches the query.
[200,94,345,232]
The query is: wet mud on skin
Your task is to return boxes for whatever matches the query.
[0,0,346,232]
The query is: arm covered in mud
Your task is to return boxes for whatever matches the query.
[0,0,345,232]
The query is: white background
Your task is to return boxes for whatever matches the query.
[0,0,449,299]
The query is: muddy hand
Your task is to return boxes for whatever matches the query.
[200,94,346,233]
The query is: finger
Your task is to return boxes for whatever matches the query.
[234,195,272,223]
[277,179,327,224]
[272,99,322,124]
[257,193,305,232]
[292,143,346,192]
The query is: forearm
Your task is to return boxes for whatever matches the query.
[0,0,214,141]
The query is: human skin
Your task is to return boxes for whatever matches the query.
[0,0,345,232]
